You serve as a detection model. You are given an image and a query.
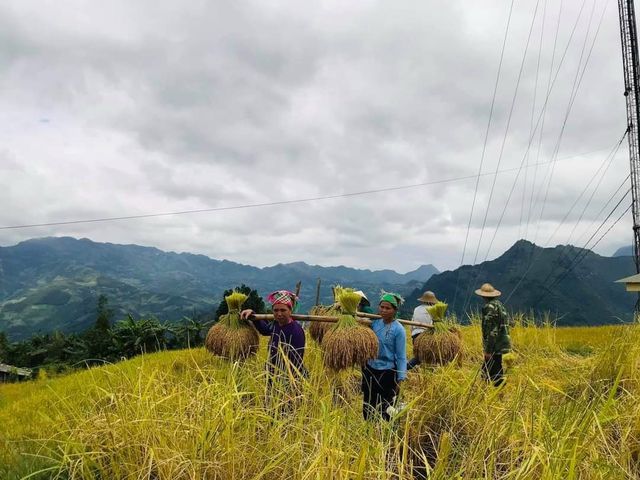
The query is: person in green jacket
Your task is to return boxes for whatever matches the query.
[475,283,511,386]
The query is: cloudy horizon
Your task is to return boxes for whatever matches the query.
[1,0,634,273]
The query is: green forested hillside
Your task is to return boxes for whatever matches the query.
[0,237,437,339]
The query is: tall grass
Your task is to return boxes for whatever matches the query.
[1,320,640,479]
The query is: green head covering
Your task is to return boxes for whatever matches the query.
[379,292,404,310]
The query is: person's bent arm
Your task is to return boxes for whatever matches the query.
[240,309,273,336]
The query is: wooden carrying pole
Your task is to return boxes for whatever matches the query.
[250,313,434,329]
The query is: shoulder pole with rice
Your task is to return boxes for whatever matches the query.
[249,313,434,329]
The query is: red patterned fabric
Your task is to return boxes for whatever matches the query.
[266,290,298,309]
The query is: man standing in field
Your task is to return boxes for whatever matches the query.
[475,283,511,386]
[407,290,438,370]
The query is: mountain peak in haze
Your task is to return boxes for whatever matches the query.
[613,245,633,257]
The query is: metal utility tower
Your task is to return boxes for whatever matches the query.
[618,0,640,277]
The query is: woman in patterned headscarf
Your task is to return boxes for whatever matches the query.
[361,292,407,421]
[241,290,307,384]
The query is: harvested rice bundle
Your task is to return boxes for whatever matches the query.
[427,302,448,322]
[308,304,339,345]
[322,287,378,371]
[414,302,463,365]
[205,291,259,360]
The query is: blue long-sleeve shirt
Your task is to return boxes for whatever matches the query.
[367,318,407,381]
[252,319,306,375]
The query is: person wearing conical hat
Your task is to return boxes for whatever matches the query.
[475,283,511,386]
[354,290,375,314]
[407,291,439,371]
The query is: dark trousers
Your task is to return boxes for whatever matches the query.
[361,364,397,421]
[407,334,420,370]
[482,354,504,386]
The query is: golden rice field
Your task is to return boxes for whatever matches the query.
[2,318,640,479]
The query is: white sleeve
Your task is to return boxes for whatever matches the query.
[412,306,428,323]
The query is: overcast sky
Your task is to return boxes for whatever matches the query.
[0,0,634,272]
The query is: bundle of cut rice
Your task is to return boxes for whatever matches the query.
[205,291,259,360]
[308,304,339,345]
[322,286,378,371]
[414,302,463,365]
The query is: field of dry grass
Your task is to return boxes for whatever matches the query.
[1,319,639,479]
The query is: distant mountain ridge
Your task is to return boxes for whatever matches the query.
[405,240,636,326]
[613,245,633,257]
[0,237,438,339]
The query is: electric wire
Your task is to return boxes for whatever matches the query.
[452,0,516,311]
[533,187,630,298]
[505,170,630,303]
[460,0,595,313]
[470,0,542,271]
[471,0,608,309]
[527,0,563,237]
[532,197,632,306]
[532,0,603,244]
[0,154,585,231]
[544,129,626,247]
[459,1,544,312]
[523,0,549,240]
[574,173,631,246]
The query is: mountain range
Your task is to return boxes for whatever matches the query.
[1,236,635,339]
[613,245,633,257]
[0,237,437,339]
[405,240,636,326]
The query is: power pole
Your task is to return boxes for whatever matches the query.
[618,0,640,302]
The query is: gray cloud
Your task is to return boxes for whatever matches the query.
[0,0,633,273]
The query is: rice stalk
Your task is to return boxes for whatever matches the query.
[427,302,448,322]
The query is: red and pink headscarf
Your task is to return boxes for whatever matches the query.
[266,290,298,310]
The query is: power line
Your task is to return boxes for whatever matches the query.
[0,154,591,231]
[532,198,632,307]
[460,0,594,313]
[574,173,631,245]
[534,187,630,295]
[470,0,542,270]
[482,0,609,308]
[545,129,626,246]
[505,0,619,305]
[452,0,516,312]
[527,0,563,236]
[505,171,630,303]
[532,0,604,244]
[564,125,623,244]
[522,0,549,240]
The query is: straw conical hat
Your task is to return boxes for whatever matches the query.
[474,283,501,297]
[354,290,370,306]
[417,291,439,303]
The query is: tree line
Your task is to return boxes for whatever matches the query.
[0,285,265,376]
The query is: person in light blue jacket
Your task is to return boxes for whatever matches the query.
[361,292,407,421]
